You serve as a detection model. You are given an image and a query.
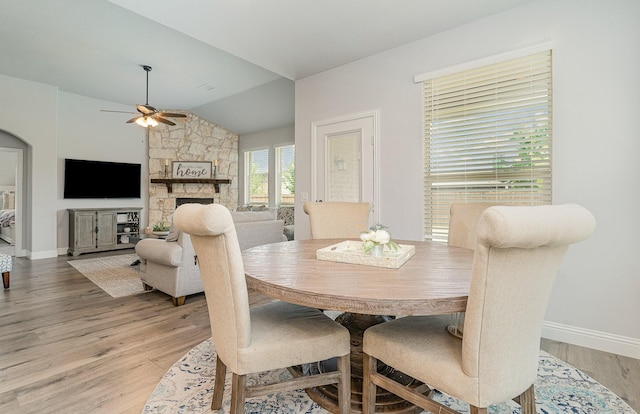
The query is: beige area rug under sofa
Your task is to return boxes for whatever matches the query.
[67,253,149,298]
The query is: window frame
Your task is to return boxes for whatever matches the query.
[421,49,553,242]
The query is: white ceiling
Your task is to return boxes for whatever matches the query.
[0,0,535,135]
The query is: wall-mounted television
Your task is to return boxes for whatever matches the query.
[64,158,141,199]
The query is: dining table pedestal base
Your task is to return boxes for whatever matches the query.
[303,312,427,414]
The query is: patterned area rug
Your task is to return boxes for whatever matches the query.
[142,338,636,414]
[67,253,147,298]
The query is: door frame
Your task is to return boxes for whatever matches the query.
[310,109,380,224]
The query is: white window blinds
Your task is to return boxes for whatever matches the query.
[276,144,295,205]
[423,50,553,242]
[245,148,269,205]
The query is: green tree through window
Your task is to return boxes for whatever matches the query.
[277,145,295,205]
[246,148,268,204]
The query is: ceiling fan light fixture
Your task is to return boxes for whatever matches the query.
[105,65,185,127]
[135,117,149,128]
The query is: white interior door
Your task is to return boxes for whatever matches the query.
[311,110,379,223]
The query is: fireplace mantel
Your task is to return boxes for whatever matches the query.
[150,178,232,193]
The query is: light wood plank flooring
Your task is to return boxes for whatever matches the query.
[0,250,638,413]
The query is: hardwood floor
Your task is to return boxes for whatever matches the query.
[0,250,638,413]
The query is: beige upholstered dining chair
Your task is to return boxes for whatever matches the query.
[303,201,371,239]
[448,202,502,250]
[447,202,501,337]
[173,203,352,414]
[361,204,596,414]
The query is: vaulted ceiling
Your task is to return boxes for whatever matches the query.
[0,0,535,134]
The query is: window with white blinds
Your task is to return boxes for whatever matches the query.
[245,148,269,205]
[276,144,295,205]
[423,50,553,242]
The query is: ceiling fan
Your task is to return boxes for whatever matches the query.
[102,65,186,127]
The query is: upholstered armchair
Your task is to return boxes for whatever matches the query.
[136,208,287,306]
[135,230,199,306]
[362,204,596,414]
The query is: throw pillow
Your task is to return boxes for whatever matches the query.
[165,225,180,242]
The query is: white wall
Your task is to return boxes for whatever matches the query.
[0,74,58,258]
[295,0,640,357]
[0,73,145,258]
[57,91,146,252]
[0,150,16,188]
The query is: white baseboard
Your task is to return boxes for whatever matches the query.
[542,321,640,360]
[30,249,58,260]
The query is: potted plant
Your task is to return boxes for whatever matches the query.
[152,221,170,237]
[360,223,399,257]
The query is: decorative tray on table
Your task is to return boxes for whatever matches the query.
[316,240,416,269]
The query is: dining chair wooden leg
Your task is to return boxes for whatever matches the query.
[516,384,536,414]
[362,352,377,414]
[230,373,247,414]
[211,355,227,410]
[337,354,352,414]
[470,406,487,414]
[2,271,9,289]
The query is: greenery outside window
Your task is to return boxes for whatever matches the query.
[422,50,553,242]
[245,148,269,205]
[276,144,295,205]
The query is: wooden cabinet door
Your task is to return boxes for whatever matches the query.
[96,211,117,249]
[74,211,97,251]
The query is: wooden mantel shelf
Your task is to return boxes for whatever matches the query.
[151,178,231,193]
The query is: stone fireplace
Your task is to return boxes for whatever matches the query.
[146,113,238,229]
[175,197,214,207]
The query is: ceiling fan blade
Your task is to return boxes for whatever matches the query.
[137,104,156,115]
[154,116,176,126]
[157,112,187,118]
[122,66,181,128]
[101,109,138,114]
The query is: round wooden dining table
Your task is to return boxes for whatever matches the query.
[242,238,474,414]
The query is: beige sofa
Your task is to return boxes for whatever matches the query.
[135,208,286,305]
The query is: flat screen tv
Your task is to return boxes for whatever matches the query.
[64,158,141,199]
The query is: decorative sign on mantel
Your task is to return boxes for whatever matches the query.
[172,161,212,179]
